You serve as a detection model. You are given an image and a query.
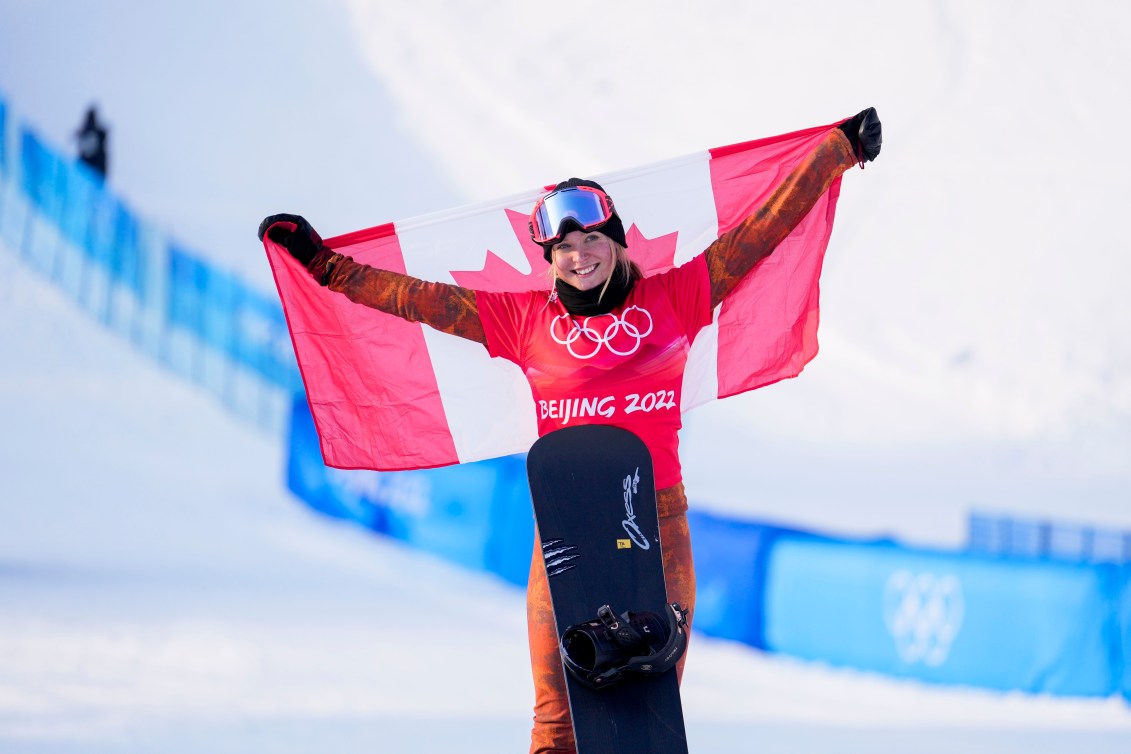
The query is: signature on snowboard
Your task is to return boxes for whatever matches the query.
[621,467,650,550]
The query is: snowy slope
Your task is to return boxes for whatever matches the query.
[2,239,1130,752]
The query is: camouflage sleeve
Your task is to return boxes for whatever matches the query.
[307,250,487,345]
[705,128,858,308]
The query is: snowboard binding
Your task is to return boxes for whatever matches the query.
[560,602,688,689]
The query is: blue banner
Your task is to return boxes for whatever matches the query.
[89,191,142,294]
[20,128,65,219]
[235,287,302,390]
[55,159,145,295]
[167,244,209,334]
[110,201,143,295]
[0,97,8,175]
[764,537,1122,696]
[286,395,534,585]
[57,156,100,251]
[688,511,817,648]
[167,244,299,390]
[1121,566,1131,702]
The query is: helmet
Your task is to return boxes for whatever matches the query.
[560,602,688,689]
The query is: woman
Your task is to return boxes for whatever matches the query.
[260,108,881,754]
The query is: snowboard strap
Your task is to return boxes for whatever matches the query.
[561,602,689,689]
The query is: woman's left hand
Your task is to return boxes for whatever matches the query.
[838,107,882,163]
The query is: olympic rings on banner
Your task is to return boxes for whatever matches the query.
[883,570,964,667]
[550,306,654,360]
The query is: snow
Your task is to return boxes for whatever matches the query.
[2,0,1131,751]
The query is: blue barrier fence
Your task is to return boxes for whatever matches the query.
[1,94,300,430]
[285,397,1130,700]
[969,511,1131,564]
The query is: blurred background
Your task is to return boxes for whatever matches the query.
[1,1,1129,752]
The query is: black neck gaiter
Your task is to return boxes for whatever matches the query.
[554,265,636,316]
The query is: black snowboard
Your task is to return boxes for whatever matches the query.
[526,425,688,753]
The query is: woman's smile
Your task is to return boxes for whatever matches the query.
[553,230,615,291]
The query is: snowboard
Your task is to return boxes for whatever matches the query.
[526,424,688,754]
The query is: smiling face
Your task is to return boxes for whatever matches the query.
[551,230,616,291]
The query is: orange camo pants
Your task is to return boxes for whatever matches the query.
[527,483,696,754]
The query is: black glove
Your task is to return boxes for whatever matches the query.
[838,107,882,163]
[257,213,324,267]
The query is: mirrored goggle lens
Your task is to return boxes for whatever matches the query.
[531,187,612,244]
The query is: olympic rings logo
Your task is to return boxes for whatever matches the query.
[550,306,654,360]
[882,570,964,667]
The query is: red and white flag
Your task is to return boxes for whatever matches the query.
[267,122,844,471]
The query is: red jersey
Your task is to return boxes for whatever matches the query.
[475,255,713,489]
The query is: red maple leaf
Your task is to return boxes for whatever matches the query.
[450,209,547,292]
[623,223,680,276]
[450,208,681,292]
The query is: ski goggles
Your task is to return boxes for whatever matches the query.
[528,186,616,246]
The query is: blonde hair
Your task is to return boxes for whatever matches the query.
[549,241,643,304]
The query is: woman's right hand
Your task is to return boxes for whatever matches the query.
[257,213,324,266]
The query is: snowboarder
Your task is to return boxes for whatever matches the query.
[259,107,881,754]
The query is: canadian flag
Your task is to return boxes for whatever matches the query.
[266,122,844,471]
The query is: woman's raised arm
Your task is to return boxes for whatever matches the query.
[704,108,881,308]
[259,214,487,345]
